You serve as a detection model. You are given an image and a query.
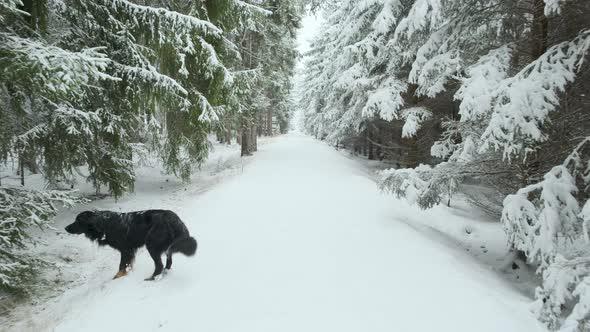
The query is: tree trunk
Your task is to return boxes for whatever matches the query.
[405,136,421,168]
[520,0,548,186]
[19,155,25,186]
[224,116,232,144]
[531,0,548,59]
[368,129,375,160]
[376,138,383,160]
[250,122,258,152]
[24,158,39,174]
[241,125,250,157]
[266,109,273,136]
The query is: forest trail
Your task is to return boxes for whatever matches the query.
[48,132,543,332]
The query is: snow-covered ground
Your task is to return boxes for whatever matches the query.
[0,138,255,330]
[4,132,545,332]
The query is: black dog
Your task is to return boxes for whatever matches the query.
[65,209,197,280]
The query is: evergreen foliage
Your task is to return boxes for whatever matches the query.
[0,0,300,297]
[302,1,590,329]
[0,186,80,295]
[1,0,228,294]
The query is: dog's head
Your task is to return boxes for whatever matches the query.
[65,211,104,241]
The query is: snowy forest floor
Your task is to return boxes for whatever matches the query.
[2,132,547,332]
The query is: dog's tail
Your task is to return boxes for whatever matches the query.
[167,236,197,256]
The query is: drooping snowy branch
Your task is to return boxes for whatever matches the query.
[234,1,273,16]
[408,25,462,98]
[380,162,461,209]
[401,107,432,138]
[362,77,407,121]
[18,103,101,142]
[380,165,431,206]
[503,137,590,265]
[502,137,590,329]
[0,0,27,21]
[0,33,116,96]
[393,0,443,41]
[481,30,590,159]
[110,0,222,36]
[455,45,512,121]
[544,0,568,16]
[0,186,82,294]
[114,64,190,105]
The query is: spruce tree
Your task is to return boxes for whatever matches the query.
[0,0,266,295]
[302,1,590,329]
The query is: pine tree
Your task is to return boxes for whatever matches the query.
[0,187,81,295]
[0,0,265,295]
[220,0,301,156]
[302,1,590,328]
[300,0,412,143]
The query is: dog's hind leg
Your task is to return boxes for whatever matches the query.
[165,253,172,270]
[144,223,172,280]
[114,250,135,279]
[145,246,165,281]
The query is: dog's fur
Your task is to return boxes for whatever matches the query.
[65,209,197,280]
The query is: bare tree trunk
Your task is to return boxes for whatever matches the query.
[266,109,273,136]
[362,130,368,157]
[250,122,258,152]
[25,159,39,174]
[368,129,375,160]
[19,154,24,186]
[224,116,232,144]
[20,0,46,31]
[376,135,383,160]
[241,123,250,157]
[257,113,263,136]
[520,0,548,186]
[531,0,548,59]
[405,136,421,168]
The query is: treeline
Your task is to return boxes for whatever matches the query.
[301,0,590,330]
[0,0,303,295]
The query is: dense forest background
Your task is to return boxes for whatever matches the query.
[300,0,589,330]
[0,0,305,296]
[1,0,590,330]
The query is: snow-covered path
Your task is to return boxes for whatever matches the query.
[51,133,543,332]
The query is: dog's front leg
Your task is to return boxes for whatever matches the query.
[113,250,134,279]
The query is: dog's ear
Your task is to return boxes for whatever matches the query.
[84,211,101,228]
[76,211,94,223]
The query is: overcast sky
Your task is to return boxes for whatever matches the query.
[296,12,323,58]
[291,12,323,131]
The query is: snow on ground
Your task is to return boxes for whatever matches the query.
[335,149,538,287]
[0,138,265,331]
[4,132,546,332]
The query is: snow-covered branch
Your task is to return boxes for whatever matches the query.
[401,107,432,138]
[0,186,82,294]
[481,30,590,159]
[0,33,116,96]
